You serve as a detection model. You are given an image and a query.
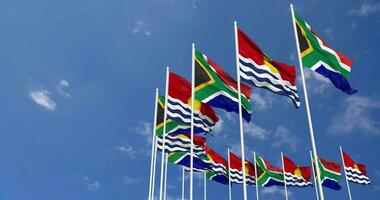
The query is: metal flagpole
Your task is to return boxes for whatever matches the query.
[234,20,248,200]
[310,150,320,200]
[254,152,259,200]
[190,43,195,200]
[340,146,353,200]
[164,153,168,200]
[148,88,159,200]
[182,167,185,200]
[151,135,158,200]
[228,148,232,200]
[280,152,289,200]
[290,4,325,200]
[204,171,207,200]
[159,67,170,200]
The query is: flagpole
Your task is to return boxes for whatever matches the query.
[254,151,259,200]
[340,146,353,200]
[280,152,289,200]
[310,150,320,200]
[190,42,195,200]
[234,20,248,200]
[182,167,185,200]
[228,148,232,200]
[204,171,207,200]
[164,153,168,200]
[290,4,325,200]
[152,135,158,200]
[148,88,159,200]
[159,67,170,200]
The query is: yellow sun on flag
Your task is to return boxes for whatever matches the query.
[187,98,201,111]
[354,164,359,171]
[294,168,302,178]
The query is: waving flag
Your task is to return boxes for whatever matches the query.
[342,150,372,185]
[194,50,252,122]
[167,72,219,134]
[168,151,211,171]
[318,158,342,190]
[283,155,312,187]
[204,146,229,185]
[294,12,357,94]
[156,94,194,136]
[229,152,256,185]
[156,134,206,156]
[255,154,284,187]
[237,28,300,107]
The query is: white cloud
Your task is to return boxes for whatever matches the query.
[132,19,152,37]
[261,186,292,198]
[212,118,223,134]
[136,121,153,143]
[123,176,139,185]
[83,176,100,191]
[272,126,298,152]
[324,28,333,39]
[56,79,71,97]
[349,1,380,16]
[328,96,380,135]
[251,92,274,111]
[244,123,270,140]
[115,144,137,158]
[29,89,57,111]
[302,69,330,94]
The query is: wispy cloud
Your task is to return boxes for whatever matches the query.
[136,121,153,143]
[83,176,100,191]
[115,144,137,158]
[29,89,57,111]
[56,79,71,97]
[251,92,275,111]
[132,19,152,37]
[244,123,270,140]
[272,126,298,152]
[324,28,333,39]
[261,186,292,198]
[123,176,139,185]
[349,1,380,16]
[302,69,330,94]
[328,96,380,135]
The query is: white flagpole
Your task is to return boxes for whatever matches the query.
[290,4,325,200]
[340,146,353,200]
[204,171,207,200]
[148,88,159,200]
[254,152,259,200]
[164,154,168,200]
[234,20,248,200]
[228,148,232,200]
[159,67,170,200]
[151,135,158,200]
[182,167,185,200]
[190,43,195,200]
[310,150,320,200]
[280,152,289,200]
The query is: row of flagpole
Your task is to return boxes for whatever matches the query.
[147,4,358,200]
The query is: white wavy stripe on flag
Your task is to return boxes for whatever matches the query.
[304,22,351,73]
[284,173,312,186]
[239,55,298,91]
[167,96,216,125]
[156,137,205,154]
[230,169,256,184]
[183,166,207,172]
[200,91,251,113]
[239,71,299,104]
[165,111,211,132]
[166,101,214,126]
[347,176,371,184]
[209,162,227,174]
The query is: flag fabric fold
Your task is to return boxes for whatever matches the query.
[156,134,206,156]
[237,28,300,107]
[204,146,229,185]
[194,50,252,122]
[167,72,219,134]
[342,150,372,185]
[318,157,342,190]
[283,155,312,187]
[294,12,357,94]
[255,154,284,187]
[229,152,256,185]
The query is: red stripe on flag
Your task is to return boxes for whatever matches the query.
[204,145,227,167]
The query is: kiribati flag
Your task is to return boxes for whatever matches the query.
[237,28,300,107]
[204,146,229,185]
[229,152,256,185]
[283,155,312,187]
[342,150,372,185]
[194,49,252,122]
[318,158,342,190]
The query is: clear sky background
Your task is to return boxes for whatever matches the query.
[0,0,379,199]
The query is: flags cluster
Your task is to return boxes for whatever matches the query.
[147,4,370,200]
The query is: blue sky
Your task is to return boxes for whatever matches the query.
[0,0,379,199]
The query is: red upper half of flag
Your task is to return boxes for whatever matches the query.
[283,155,311,181]
[260,156,282,173]
[319,158,341,173]
[310,29,352,68]
[229,152,255,176]
[204,145,227,167]
[168,72,219,122]
[206,57,251,98]
[342,150,368,176]
[237,28,297,86]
